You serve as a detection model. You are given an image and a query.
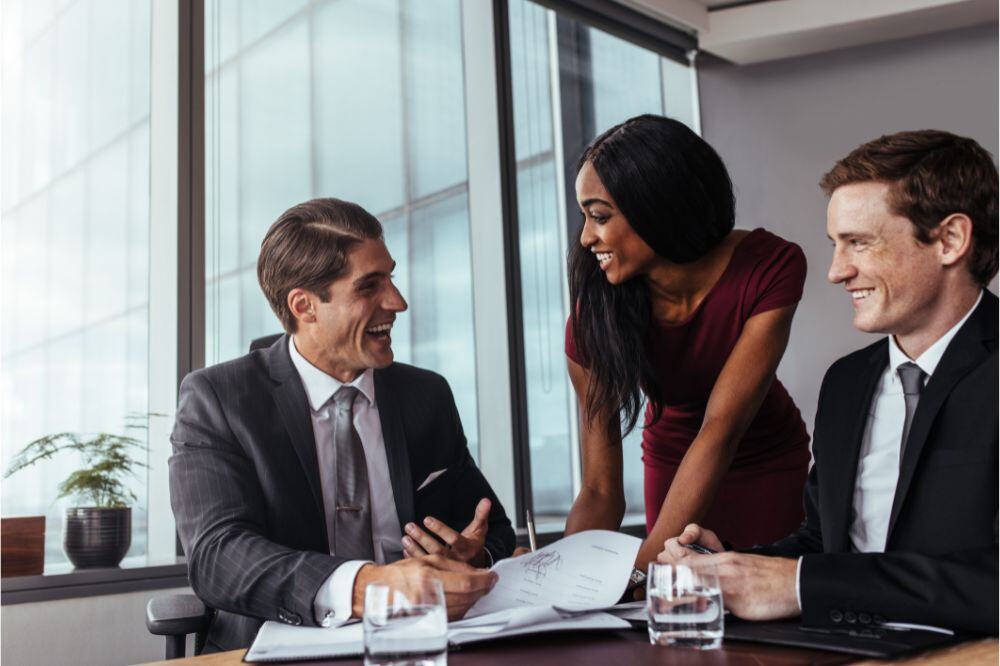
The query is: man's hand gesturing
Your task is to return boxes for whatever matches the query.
[401,498,493,567]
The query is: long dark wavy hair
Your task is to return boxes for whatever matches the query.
[569,115,736,437]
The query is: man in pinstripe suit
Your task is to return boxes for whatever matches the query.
[169,198,515,651]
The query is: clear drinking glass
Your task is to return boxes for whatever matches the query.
[646,562,724,649]
[363,577,448,666]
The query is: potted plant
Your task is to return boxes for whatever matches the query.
[3,419,147,568]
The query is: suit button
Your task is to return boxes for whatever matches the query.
[830,610,843,623]
[859,613,871,625]
[844,611,857,624]
[278,608,303,626]
[873,615,886,625]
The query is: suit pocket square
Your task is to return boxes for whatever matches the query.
[416,468,448,492]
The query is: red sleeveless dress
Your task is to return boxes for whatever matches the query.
[566,228,811,548]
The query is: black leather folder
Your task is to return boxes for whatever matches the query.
[723,618,967,658]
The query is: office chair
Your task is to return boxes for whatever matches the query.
[145,595,213,659]
[249,333,282,351]
[145,333,282,659]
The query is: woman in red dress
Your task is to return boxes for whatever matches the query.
[564,115,810,569]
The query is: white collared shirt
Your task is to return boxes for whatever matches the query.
[288,337,403,625]
[848,291,982,553]
[796,291,982,609]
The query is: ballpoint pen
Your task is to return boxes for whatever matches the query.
[526,509,538,552]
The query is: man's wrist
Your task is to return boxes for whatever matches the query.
[351,564,376,618]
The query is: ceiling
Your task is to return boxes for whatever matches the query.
[618,0,999,64]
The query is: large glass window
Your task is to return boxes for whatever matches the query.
[1,0,153,567]
[508,0,698,520]
[0,0,699,581]
[204,0,480,459]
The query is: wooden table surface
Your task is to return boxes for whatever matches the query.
[137,629,999,666]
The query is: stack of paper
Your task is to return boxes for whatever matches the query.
[245,530,642,662]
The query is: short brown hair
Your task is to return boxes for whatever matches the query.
[820,130,998,287]
[257,198,383,333]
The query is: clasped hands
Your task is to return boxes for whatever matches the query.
[657,523,800,621]
[352,498,497,620]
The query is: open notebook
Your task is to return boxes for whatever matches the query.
[245,530,641,662]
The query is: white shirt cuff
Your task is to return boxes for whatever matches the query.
[313,559,371,627]
[795,556,803,612]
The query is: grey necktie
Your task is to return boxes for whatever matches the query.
[897,362,927,461]
[330,386,375,560]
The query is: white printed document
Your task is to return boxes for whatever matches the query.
[245,530,641,662]
[466,529,641,617]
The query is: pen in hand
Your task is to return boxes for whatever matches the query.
[526,509,538,552]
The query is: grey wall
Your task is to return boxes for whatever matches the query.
[699,22,999,433]
[1,587,193,665]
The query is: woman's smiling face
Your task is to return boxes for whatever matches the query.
[575,160,659,284]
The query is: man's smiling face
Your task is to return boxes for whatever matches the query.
[308,238,407,380]
[826,181,945,338]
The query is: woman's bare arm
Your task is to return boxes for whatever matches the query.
[635,304,800,569]
[563,357,626,535]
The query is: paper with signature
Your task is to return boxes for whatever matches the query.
[466,529,641,618]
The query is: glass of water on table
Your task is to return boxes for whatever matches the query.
[646,562,724,649]
[363,577,448,666]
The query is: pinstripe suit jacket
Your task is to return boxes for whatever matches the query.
[169,335,515,651]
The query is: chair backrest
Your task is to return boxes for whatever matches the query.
[249,333,282,351]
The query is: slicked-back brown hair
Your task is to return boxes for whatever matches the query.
[257,197,383,333]
[820,129,998,287]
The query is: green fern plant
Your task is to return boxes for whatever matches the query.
[3,416,150,508]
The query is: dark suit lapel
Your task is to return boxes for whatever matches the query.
[374,369,415,528]
[265,335,328,542]
[826,343,887,552]
[887,295,996,538]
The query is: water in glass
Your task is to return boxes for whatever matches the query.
[647,563,724,649]
[363,579,448,666]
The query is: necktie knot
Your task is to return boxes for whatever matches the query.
[897,362,926,396]
[332,386,359,413]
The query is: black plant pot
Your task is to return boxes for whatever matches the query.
[63,507,131,568]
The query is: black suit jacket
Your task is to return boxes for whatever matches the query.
[755,291,998,634]
[169,335,515,651]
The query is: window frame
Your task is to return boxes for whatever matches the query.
[501,0,699,526]
[0,0,696,604]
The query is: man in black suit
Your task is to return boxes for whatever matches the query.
[658,130,998,634]
[170,198,514,651]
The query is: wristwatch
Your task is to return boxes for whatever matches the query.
[626,567,646,590]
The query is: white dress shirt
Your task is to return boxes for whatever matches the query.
[288,337,403,626]
[795,291,982,609]
[848,291,981,553]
